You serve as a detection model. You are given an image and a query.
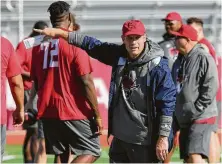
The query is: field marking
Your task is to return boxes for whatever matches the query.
[2,155,16,161]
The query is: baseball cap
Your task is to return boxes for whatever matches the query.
[162,12,182,21]
[122,20,146,36]
[170,24,198,41]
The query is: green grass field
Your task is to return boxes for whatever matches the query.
[2,144,183,163]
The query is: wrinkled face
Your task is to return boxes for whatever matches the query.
[175,36,189,55]
[122,34,146,59]
[164,20,182,33]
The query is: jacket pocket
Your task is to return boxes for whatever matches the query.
[175,101,196,126]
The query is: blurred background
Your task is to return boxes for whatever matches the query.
[1,0,222,55]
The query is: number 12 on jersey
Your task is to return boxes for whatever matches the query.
[41,39,59,69]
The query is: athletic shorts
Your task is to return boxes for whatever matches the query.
[1,125,6,162]
[42,118,101,157]
[37,120,55,154]
[179,123,217,159]
[37,120,44,139]
[23,89,38,129]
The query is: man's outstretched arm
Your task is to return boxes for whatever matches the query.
[33,28,123,66]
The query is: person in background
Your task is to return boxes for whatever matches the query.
[187,17,221,163]
[34,18,177,163]
[171,24,218,163]
[159,12,183,70]
[16,21,48,163]
[1,36,24,162]
[187,17,217,62]
[158,12,183,163]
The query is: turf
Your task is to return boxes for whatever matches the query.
[2,144,182,163]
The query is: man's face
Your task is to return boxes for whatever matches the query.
[175,36,188,55]
[122,34,146,59]
[164,20,182,33]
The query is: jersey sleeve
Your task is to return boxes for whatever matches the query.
[16,41,28,67]
[6,43,22,78]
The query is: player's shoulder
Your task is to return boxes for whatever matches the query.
[60,38,88,55]
[1,36,13,48]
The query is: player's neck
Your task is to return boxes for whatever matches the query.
[54,23,69,30]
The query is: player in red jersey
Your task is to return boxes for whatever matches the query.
[1,36,24,161]
[25,14,80,164]
[16,21,48,163]
[30,1,102,163]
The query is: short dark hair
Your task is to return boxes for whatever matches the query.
[48,1,70,17]
[33,21,48,30]
[29,21,48,37]
[186,17,204,27]
[47,1,70,26]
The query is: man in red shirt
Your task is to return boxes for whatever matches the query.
[16,21,48,163]
[29,1,102,163]
[187,17,221,163]
[1,36,24,161]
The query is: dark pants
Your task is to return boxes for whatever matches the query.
[109,137,160,163]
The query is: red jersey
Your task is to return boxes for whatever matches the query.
[31,38,94,120]
[16,40,33,90]
[199,38,217,62]
[1,37,22,124]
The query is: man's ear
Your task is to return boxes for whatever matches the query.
[121,35,125,42]
[143,34,146,41]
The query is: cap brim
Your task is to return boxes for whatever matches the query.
[169,31,183,37]
[161,18,182,21]
[123,31,145,36]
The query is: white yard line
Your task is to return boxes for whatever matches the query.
[2,155,16,161]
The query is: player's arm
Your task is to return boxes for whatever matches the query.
[80,73,103,135]
[80,74,101,120]
[8,74,24,112]
[33,28,121,66]
[74,47,103,134]
[7,46,25,126]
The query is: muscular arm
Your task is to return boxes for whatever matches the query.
[80,74,100,119]
[8,74,25,126]
[8,74,24,110]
